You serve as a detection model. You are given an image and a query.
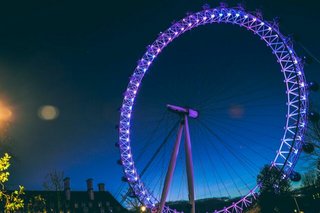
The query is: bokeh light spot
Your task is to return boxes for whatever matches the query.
[228,104,245,119]
[0,103,12,122]
[38,105,59,120]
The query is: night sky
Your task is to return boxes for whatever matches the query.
[0,0,319,203]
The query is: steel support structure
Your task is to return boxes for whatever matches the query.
[159,107,196,213]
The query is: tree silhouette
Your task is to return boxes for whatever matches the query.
[43,170,64,192]
[301,105,320,188]
[316,160,320,187]
[0,113,25,212]
[302,170,317,187]
[0,153,24,212]
[43,170,64,211]
[257,165,291,213]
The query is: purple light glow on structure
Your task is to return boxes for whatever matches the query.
[118,5,308,213]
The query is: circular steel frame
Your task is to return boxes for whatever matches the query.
[118,6,308,213]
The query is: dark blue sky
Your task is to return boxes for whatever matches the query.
[0,0,319,202]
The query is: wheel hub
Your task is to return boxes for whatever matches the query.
[167,104,199,119]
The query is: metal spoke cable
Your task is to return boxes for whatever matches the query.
[208,121,274,164]
[201,127,244,197]
[229,102,284,108]
[193,74,236,110]
[202,110,284,128]
[207,118,280,141]
[202,118,269,166]
[200,122,252,195]
[217,115,283,130]
[197,124,226,197]
[139,120,179,177]
[198,120,263,179]
[192,123,213,198]
[198,82,271,111]
[202,118,276,152]
[194,141,213,198]
[234,113,284,118]
[203,144,228,197]
[196,73,243,109]
[143,120,177,191]
[135,111,169,163]
[157,144,168,201]
[116,182,127,202]
[297,41,320,64]
[201,93,279,113]
[141,119,175,191]
[201,109,281,118]
[146,149,167,193]
[177,157,186,201]
[224,112,283,123]
[205,107,283,119]
[197,124,226,198]
[197,71,271,110]
[152,159,166,201]
[201,120,252,194]
[147,141,168,201]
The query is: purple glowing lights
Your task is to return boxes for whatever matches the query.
[118,6,308,213]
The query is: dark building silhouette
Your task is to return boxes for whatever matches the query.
[2,178,127,213]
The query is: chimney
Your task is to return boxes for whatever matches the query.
[63,177,71,201]
[98,183,105,192]
[86,178,94,200]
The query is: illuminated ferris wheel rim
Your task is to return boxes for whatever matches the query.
[118,6,308,213]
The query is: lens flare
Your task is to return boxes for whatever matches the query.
[228,104,245,119]
[38,105,59,120]
[0,103,12,122]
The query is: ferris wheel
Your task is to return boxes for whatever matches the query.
[117,4,311,213]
